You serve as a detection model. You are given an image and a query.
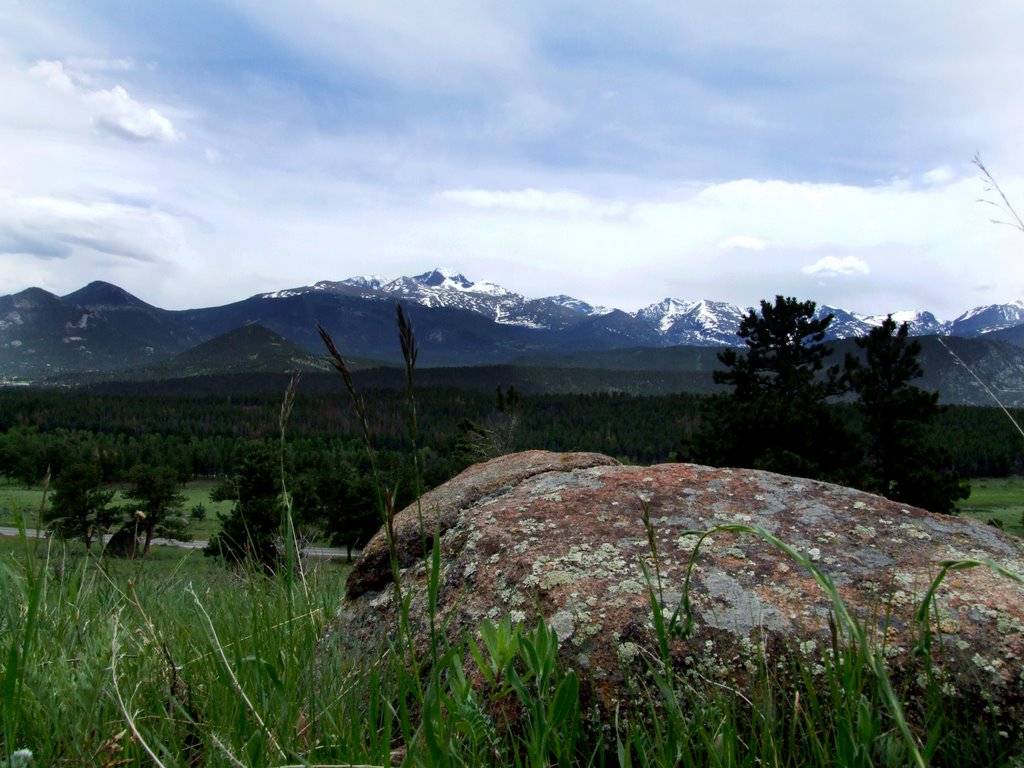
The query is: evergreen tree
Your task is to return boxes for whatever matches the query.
[313,463,380,562]
[44,461,116,550]
[692,295,855,479]
[850,316,969,512]
[205,442,285,569]
[121,463,189,557]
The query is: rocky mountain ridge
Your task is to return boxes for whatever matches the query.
[260,267,1024,340]
[3,267,1024,380]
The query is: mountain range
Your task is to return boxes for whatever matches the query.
[4,268,1024,394]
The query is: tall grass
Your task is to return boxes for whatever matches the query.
[5,531,1021,766]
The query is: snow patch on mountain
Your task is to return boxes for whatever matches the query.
[864,310,946,335]
[261,288,312,300]
[337,275,386,290]
[546,295,612,316]
[634,298,700,333]
[66,314,90,330]
[1,312,25,330]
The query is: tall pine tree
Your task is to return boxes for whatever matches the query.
[850,316,968,512]
[692,295,855,480]
[205,442,286,569]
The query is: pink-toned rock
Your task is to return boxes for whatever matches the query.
[335,450,1024,722]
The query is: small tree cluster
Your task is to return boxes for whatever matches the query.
[204,441,385,570]
[691,296,968,513]
[43,461,116,551]
[43,459,191,555]
[120,463,189,557]
[205,442,287,570]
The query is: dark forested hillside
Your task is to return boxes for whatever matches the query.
[0,386,1020,487]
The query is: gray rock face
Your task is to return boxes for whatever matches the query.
[334,450,1024,723]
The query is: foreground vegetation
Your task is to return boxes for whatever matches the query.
[3,525,1022,767]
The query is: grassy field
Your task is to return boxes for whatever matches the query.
[0,534,359,767]
[2,466,1023,764]
[2,524,1022,766]
[0,478,232,539]
[959,475,1024,536]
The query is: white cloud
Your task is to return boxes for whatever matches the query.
[922,166,955,186]
[89,85,180,143]
[28,59,75,92]
[418,172,1011,316]
[28,59,180,143]
[802,255,871,277]
[0,190,184,265]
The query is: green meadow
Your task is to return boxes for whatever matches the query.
[0,478,233,539]
[959,475,1024,537]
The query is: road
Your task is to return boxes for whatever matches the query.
[0,526,357,560]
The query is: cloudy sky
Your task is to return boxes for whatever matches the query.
[3,1,1024,319]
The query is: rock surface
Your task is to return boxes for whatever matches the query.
[335,450,1024,724]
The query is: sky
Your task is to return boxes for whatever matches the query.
[2,1,1024,320]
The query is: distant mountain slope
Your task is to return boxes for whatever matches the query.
[162,324,331,375]
[984,324,1024,347]
[511,335,1024,407]
[50,325,404,386]
[6,268,1024,382]
[915,335,1024,406]
[59,332,1024,407]
[0,283,199,378]
[948,301,1024,336]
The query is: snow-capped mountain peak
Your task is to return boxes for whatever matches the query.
[414,268,473,289]
[338,275,385,290]
[631,298,747,345]
[814,305,874,338]
[255,268,1024,347]
[948,301,1024,336]
[633,298,700,333]
[409,268,513,297]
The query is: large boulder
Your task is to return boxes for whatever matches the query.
[334,450,1024,725]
